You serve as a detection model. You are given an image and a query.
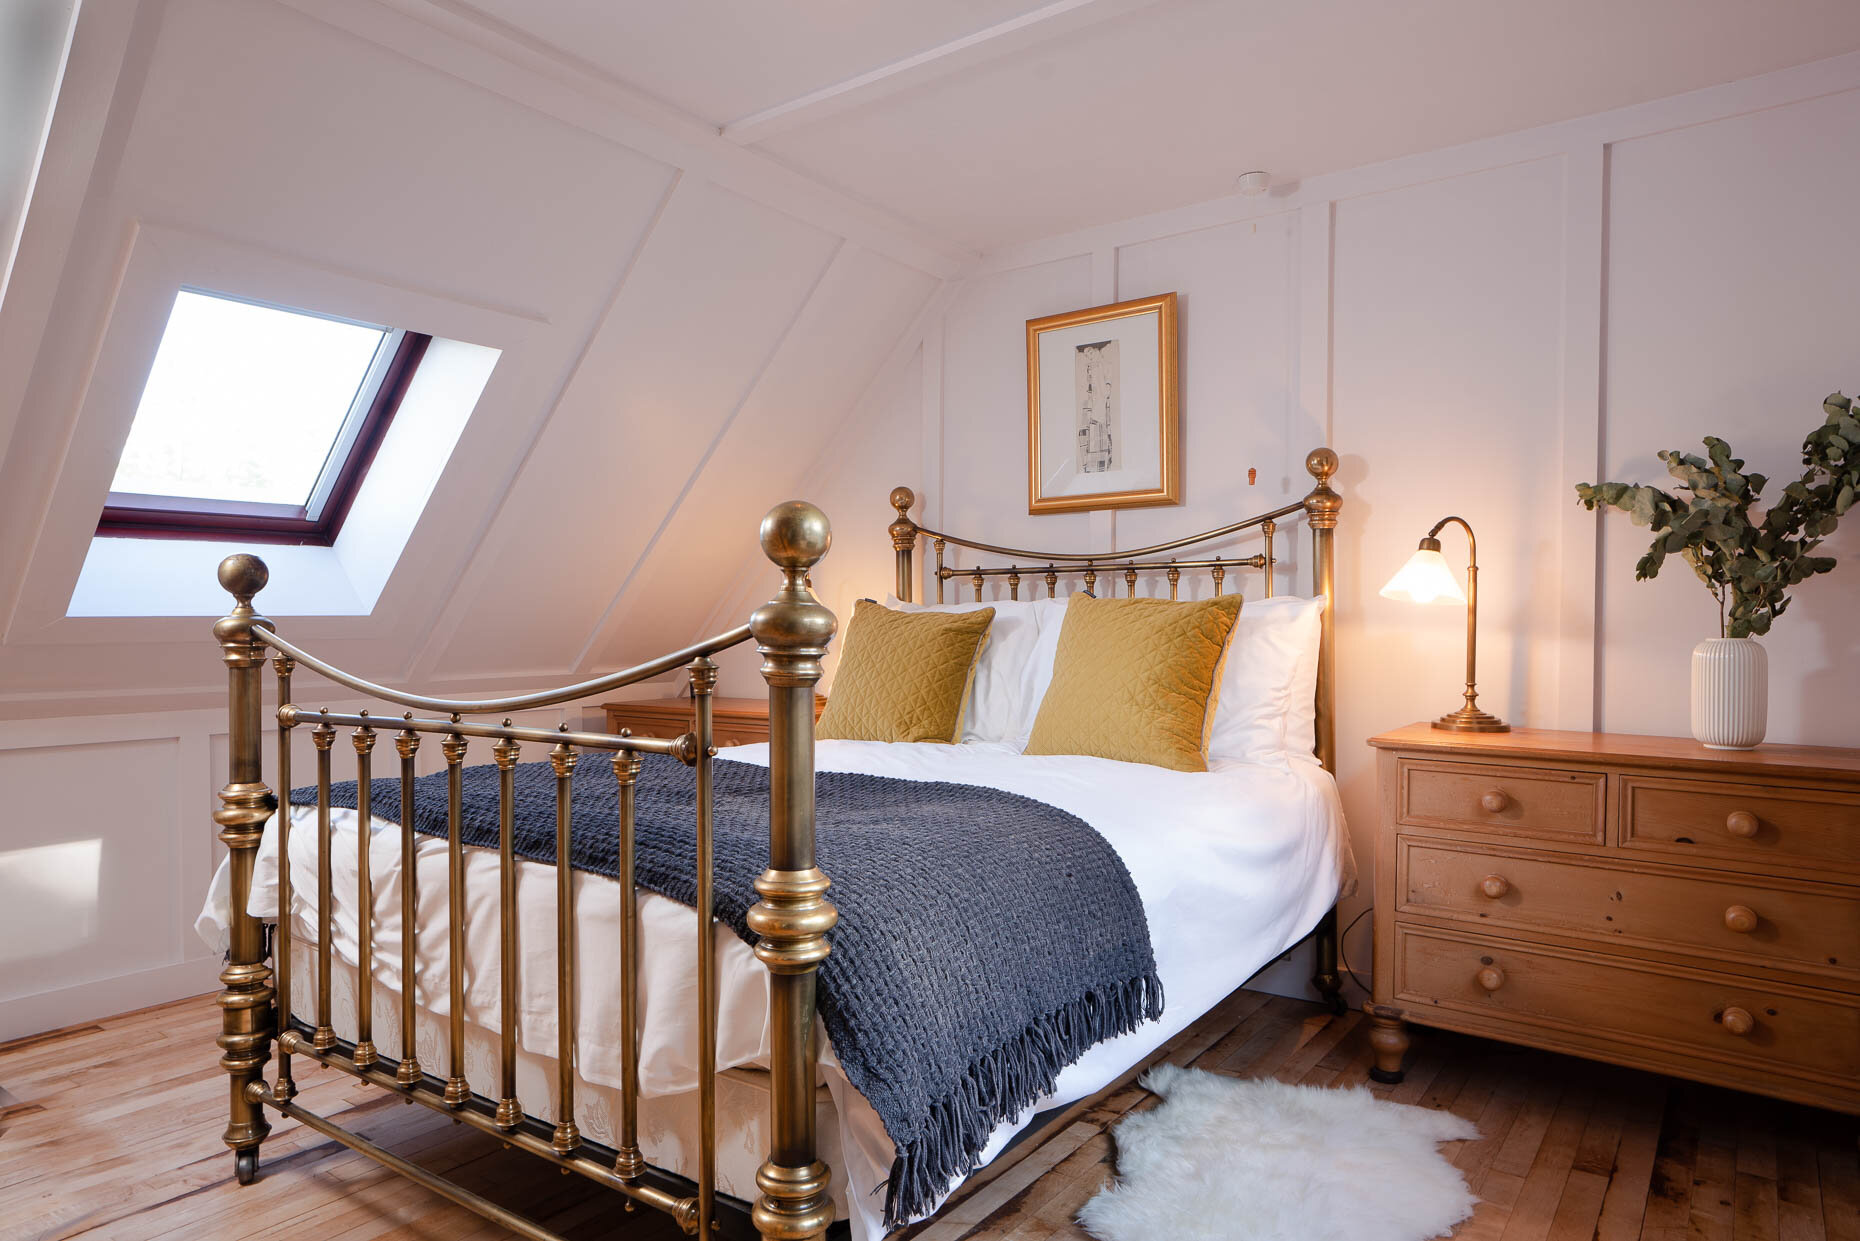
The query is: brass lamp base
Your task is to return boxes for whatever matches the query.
[1432,705,1509,733]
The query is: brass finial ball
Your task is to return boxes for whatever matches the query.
[889,486,915,514]
[217,553,270,602]
[1306,447,1339,482]
[760,500,832,571]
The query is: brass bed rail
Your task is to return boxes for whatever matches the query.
[211,502,838,1241]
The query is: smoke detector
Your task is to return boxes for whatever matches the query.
[1235,170,1271,197]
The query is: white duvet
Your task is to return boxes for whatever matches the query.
[198,740,1350,1240]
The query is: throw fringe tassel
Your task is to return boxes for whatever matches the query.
[881,970,1165,1227]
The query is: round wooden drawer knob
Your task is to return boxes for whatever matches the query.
[1720,1006,1755,1036]
[1725,810,1760,838]
[1723,905,1758,934]
[1480,789,1510,813]
[1479,874,1510,900]
[1475,965,1506,992]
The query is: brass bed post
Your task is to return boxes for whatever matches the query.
[441,732,470,1106]
[352,718,378,1069]
[748,502,838,1241]
[213,554,276,1186]
[396,723,422,1087]
[493,733,523,1129]
[690,654,719,1237]
[611,746,644,1180]
[549,736,580,1154]
[1301,448,1346,1014]
[312,719,336,1051]
[272,653,296,1103]
[889,486,918,602]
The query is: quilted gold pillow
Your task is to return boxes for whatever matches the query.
[1024,594,1244,771]
[817,600,995,743]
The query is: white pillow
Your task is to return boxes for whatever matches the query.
[1208,595,1325,764]
[884,595,1066,747]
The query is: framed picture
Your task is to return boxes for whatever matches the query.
[1025,291,1179,514]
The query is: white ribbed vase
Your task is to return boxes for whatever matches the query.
[1690,637,1767,750]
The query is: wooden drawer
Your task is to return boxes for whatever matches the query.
[1397,758,1604,845]
[1392,923,1860,1087]
[1397,838,1860,984]
[1618,774,1860,877]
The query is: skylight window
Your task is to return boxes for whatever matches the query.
[99,290,430,544]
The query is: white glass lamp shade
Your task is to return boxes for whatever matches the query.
[1380,548,1466,606]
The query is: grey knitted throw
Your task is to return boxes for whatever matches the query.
[294,752,1162,1225]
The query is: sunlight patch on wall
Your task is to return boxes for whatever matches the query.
[0,839,102,967]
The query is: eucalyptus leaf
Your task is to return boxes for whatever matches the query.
[1577,389,1854,637]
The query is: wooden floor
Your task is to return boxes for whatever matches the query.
[2,990,1856,1241]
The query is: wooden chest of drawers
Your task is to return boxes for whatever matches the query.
[600,695,825,749]
[1368,725,1860,1114]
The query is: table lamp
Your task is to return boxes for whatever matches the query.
[1380,515,1508,732]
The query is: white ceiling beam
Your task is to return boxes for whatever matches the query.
[284,0,979,280]
[720,0,1169,147]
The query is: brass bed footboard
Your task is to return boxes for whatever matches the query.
[211,502,838,1241]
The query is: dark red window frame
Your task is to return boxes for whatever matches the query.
[96,332,431,546]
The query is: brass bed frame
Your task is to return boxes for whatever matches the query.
[208,449,1342,1241]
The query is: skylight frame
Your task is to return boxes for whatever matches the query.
[97,294,432,546]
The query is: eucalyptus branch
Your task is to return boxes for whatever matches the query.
[1575,392,1858,638]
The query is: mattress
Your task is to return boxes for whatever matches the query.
[198,739,1351,1241]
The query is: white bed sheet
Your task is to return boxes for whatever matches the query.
[198,740,1350,1239]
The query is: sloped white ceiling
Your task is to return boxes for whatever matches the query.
[0,0,958,717]
[447,0,1860,248]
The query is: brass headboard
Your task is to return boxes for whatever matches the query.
[884,448,1342,773]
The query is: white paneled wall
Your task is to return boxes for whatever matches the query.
[772,58,1860,1003]
[0,691,612,1041]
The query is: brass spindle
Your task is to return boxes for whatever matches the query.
[1045,568,1058,598]
[971,570,983,602]
[690,656,719,1237]
[352,719,378,1069]
[1261,520,1277,598]
[313,719,337,1052]
[549,735,580,1153]
[1124,565,1138,597]
[441,731,469,1106]
[273,655,297,1101]
[1211,561,1226,597]
[1082,565,1096,596]
[933,538,946,603]
[395,721,421,1086]
[493,731,522,1129]
[611,744,644,1181]
[1007,568,1020,600]
[1167,562,1181,600]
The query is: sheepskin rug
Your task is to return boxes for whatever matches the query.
[1077,1065,1480,1241]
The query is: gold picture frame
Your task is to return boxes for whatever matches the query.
[1025,291,1179,514]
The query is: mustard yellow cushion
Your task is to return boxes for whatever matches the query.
[1024,594,1244,772]
[817,600,995,743]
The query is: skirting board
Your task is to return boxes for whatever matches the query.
[1,957,221,1043]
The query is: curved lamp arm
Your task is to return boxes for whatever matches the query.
[1395,515,1508,733]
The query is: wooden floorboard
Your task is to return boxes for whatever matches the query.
[1,993,1856,1241]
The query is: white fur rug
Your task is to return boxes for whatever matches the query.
[1077,1065,1480,1241]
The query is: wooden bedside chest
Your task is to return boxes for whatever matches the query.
[601,695,826,749]
[1366,724,1860,1114]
